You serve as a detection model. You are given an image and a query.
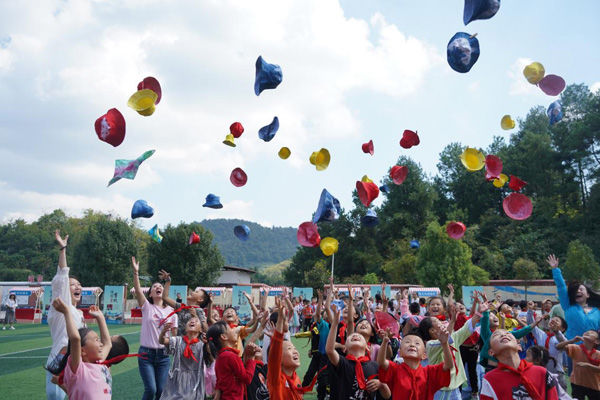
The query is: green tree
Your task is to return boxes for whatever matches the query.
[513,258,541,299]
[303,259,330,290]
[564,240,600,284]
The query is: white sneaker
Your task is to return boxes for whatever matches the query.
[10,326,15,330]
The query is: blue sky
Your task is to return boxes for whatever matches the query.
[0,0,598,230]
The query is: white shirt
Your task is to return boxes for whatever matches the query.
[4,298,17,311]
[531,326,566,374]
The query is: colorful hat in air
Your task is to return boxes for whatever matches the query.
[254,56,283,96]
[508,175,527,191]
[460,147,485,171]
[107,150,155,186]
[485,155,503,180]
[379,184,390,194]
[297,222,321,247]
[390,165,408,185]
[230,122,244,138]
[320,237,339,256]
[361,175,373,183]
[127,89,158,116]
[547,101,563,125]
[375,311,400,338]
[234,225,251,241]
[258,116,279,142]
[95,108,126,147]
[189,231,200,245]
[447,32,480,73]
[148,224,162,243]
[356,181,379,208]
[446,221,466,239]
[230,167,248,187]
[523,62,545,84]
[131,199,154,219]
[361,209,379,228]
[538,75,566,96]
[492,173,509,188]
[410,239,420,249]
[202,194,223,209]
[503,193,532,220]
[309,148,331,171]
[278,147,291,159]
[500,115,515,130]
[400,130,420,149]
[463,0,501,25]
[223,134,236,147]
[362,140,374,155]
[313,189,341,223]
[137,77,162,104]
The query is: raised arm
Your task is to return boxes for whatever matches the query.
[346,284,355,337]
[446,284,455,310]
[381,283,389,312]
[548,254,570,310]
[159,322,173,346]
[377,336,390,370]
[556,335,583,351]
[437,324,453,371]
[246,311,268,346]
[55,230,68,269]
[243,292,259,328]
[158,269,177,308]
[314,289,323,323]
[131,256,146,307]
[325,277,334,323]
[53,298,80,373]
[51,230,71,303]
[325,305,341,366]
[88,305,112,359]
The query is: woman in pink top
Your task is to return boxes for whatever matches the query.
[132,256,178,400]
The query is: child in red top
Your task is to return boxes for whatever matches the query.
[207,320,259,400]
[377,325,452,400]
[480,329,558,400]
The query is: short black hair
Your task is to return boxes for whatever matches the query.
[106,335,130,365]
[419,298,426,305]
[409,302,421,315]
[555,316,568,332]
[519,300,527,310]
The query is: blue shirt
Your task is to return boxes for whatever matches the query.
[316,319,330,354]
[553,267,600,339]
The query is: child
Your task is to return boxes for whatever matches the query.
[480,329,558,400]
[427,296,447,321]
[556,329,600,399]
[302,300,313,332]
[526,346,572,399]
[529,314,568,388]
[158,316,205,400]
[50,298,113,399]
[378,324,452,400]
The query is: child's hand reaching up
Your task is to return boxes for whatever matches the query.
[52,298,68,314]
[437,324,450,345]
[161,322,173,333]
[88,305,103,319]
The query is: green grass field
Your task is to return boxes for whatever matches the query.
[0,324,316,400]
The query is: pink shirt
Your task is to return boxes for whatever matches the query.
[64,357,112,399]
[140,300,177,348]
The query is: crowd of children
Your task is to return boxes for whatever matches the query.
[42,231,600,400]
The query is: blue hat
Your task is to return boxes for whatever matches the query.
[379,184,390,194]
[254,56,283,96]
[131,199,154,219]
[463,0,501,25]
[234,225,251,241]
[203,194,223,209]
[361,209,379,228]
[258,116,279,142]
[312,189,341,223]
[410,239,420,249]
[447,32,480,73]
[547,100,563,126]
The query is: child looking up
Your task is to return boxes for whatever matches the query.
[526,346,572,399]
[556,329,600,399]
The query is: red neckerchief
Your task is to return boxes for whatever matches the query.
[434,314,446,321]
[219,346,240,356]
[98,353,147,366]
[228,323,238,329]
[579,344,600,366]
[497,360,542,400]
[398,362,421,400]
[183,336,199,362]
[544,333,555,349]
[346,354,370,389]
[448,346,459,375]
[158,303,199,326]
[504,313,512,319]
[285,365,327,395]
[339,321,347,345]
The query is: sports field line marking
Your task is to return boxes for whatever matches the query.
[0,356,47,359]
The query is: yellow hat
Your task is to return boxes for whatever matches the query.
[523,62,545,84]
[500,115,515,130]
[460,147,485,171]
[320,237,338,256]
[492,173,509,188]
[278,147,291,159]
[361,175,373,183]
[223,134,236,147]
[309,148,330,171]
[127,89,158,116]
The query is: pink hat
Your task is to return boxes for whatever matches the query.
[361,140,374,155]
[446,221,466,239]
[390,165,408,185]
[297,222,321,247]
[95,108,126,147]
[485,155,503,181]
[538,75,566,96]
[356,181,379,207]
[503,193,533,220]
[230,167,248,187]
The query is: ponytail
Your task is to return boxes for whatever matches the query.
[205,321,228,360]
[46,328,92,375]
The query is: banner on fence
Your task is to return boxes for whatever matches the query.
[370,285,391,299]
[232,285,252,324]
[293,287,313,300]
[168,285,188,304]
[103,285,124,324]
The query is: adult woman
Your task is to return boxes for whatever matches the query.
[132,256,178,400]
[2,293,17,330]
[46,230,85,400]
[548,254,600,339]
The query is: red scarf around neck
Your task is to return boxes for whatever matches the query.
[434,314,446,321]
[544,333,555,349]
[346,354,371,389]
[339,321,347,345]
[579,343,600,366]
[219,346,240,356]
[497,359,543,400]
[285,365,327,395]
[183,336,199,362]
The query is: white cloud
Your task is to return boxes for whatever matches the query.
[508,58,542,96]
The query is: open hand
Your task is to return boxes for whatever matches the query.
[131,256,140,273]
[88,305,103,319]
[547,254,559,269]
[55,230,69,248]
[158,269,170,281]
[52,298,68,314]
[437,324,450,345]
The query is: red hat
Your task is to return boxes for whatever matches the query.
[485,155,503,181]
[189,231,200,245]
[503,193,532,220]
[297,222,320,247]
[230,122,244,138]
[137,77,162,105]
[230,167,247,187]
[446,221,466,239]
[95,108,126,147]
[400,130,420,149]
[374,311,400,338]
[508,175,527,191]
[356,181,379,208]
[390,165,408,185]
[361,140,374,155]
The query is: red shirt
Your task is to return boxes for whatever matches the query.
[215,347,256,400]
[267,330,303,400]
[302,306,313,319]
[379,361,450,400]
[480,362,558,400]
[455,313,479,346]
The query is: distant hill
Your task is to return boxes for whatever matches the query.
[199,219,297,269]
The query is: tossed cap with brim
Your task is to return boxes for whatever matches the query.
[523,62,545,84]
[485,155,503,180]
[137,77,162,104]
[508,175,527,191]
[503,193,533,220]
[234,225,251,241]
[127,89,158,116]
[463,0,501,25]
[108,150,155,186]
[379,184,390,194]
[254,55,283,96]
[460,147,485,171]
[446,221,466,239]
[223,134,236,147]
[547,101,563,126]
[148,224,162,243]
[313,189,341,224]
[390,165,408,185]
[189,231,200,245]
[203,194,223,209]
[320,237,339,256]
[258,116,279,142]
[538,75,566,96]
[278,147,291,159]
[361,209,379,228]
[447,32,480,73]
[492,173,509,188]
[309,148,331,171]
[95,108,126,147]
[131,199,154,219]
[410,239,420,249]
[297,222,321,247]
[500,115,515,130]
[400,130,420,149]
[356,181,379,208]
[362,140,374,155]
[230,167,248,187]
[230,122,244,138]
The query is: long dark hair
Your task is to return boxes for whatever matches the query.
[206,321,228,359]
[46,328,93,375]
[567,281,600,308]
[528,345,556,369]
